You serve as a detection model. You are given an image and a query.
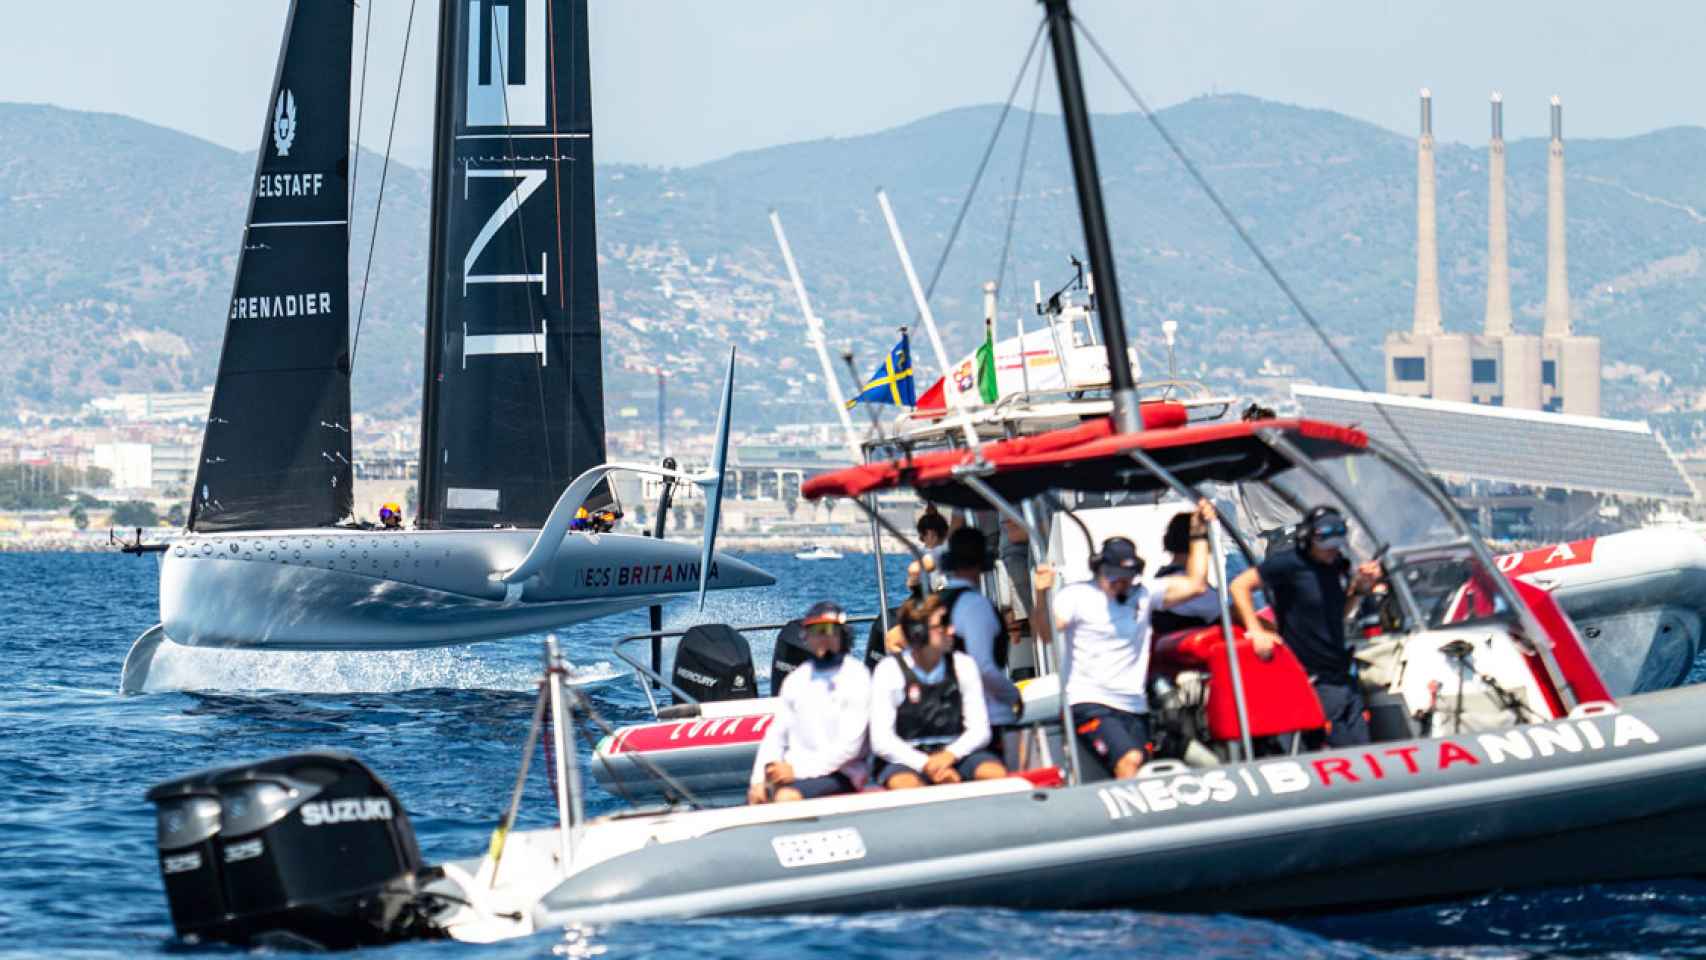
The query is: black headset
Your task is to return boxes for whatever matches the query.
[1298,506,1347,549]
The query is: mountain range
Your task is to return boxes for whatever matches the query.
[4,95,1706,442]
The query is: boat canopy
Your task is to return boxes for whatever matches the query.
[802,417,1367,509]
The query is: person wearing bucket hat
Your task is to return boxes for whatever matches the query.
[1230,504,1383,747]
[748,600,871,804]
[1032,499,1217,779]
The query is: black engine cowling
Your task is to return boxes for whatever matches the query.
[147,751,438,950]
[671,623,758,704]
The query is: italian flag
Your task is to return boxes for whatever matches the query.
[974,320,998,404]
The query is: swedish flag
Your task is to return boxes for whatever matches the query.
[846,331,916,409]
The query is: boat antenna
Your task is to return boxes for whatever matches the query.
[1040,0,1141,434]
[1069,18,1431,471]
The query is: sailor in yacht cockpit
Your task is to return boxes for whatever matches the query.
[869,594,1008,788]
[747,601,871,804]
[378,502,403,530]
[1229,505,1382,747]
[1033,501,1216,779]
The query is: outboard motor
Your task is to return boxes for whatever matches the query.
[772,618,813,692]
[147,751,438,950]
[672,623,758,704]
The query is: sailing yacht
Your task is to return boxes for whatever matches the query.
[120,0,772,692]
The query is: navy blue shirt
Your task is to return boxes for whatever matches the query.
[1257,547,1352,682]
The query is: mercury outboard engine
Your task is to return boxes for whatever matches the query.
[671,623,758,704]
[772,618,813,692]
[147,751,439,950]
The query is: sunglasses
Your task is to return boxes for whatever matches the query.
[806,622,841,636]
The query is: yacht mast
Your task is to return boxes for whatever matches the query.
[1041,0,1140,432]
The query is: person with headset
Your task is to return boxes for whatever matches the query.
[1229,504,1383,747]
[747,601,872,804]
[1032,499,1217,779]
[869,593,1008,788]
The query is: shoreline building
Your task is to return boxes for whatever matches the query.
[1384,91,1600,415]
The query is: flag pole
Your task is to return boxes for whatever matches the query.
[876,189,979,449]
[770,210,863,460]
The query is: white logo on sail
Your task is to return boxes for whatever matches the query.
[465,0,546,127]
[273,90,297,157]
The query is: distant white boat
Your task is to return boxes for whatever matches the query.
[794,545,844,561]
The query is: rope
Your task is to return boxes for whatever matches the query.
[349,0,420,370]
[347,0,374,219]
[920,18,1047,306]
[1072,18,1431,472]
[993,41,1049,303]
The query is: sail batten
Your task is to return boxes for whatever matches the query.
[418,0,607,530]
[189,0,354,533]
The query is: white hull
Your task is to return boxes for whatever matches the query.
[122,528,773,692]
[1501,525,1706,694]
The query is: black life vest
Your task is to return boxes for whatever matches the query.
[940,585,1009,671]
[894,653,965,744]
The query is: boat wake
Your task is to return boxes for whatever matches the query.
[137,644,624,695]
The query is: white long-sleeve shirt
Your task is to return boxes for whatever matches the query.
[869,649,991,771]
[943,576,1021,725]
[748,656,871,788]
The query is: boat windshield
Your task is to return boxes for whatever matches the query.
[1240,446,1512,631]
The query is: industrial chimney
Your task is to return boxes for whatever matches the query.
[1412,88,1444,335]
[1483,93,1513,337]
[1542,95,1570,338]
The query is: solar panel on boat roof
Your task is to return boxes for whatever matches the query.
[1291,385,1697,502]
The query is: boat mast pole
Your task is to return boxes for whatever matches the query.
[1042,0,1140,434]
[545,634,579,871]
[770,211,862,460]
[414,0,458,527]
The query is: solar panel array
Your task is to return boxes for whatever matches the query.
[1292,385,1698,502]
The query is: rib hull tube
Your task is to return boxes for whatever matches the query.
[532,686,1706,924]
[158,529,772,651]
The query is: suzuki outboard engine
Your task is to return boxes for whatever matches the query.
[147,751,439,949]
[672,623,758,704]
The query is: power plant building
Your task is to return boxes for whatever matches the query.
[1384,91,1601,416]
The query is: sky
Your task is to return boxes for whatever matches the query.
[3,1,1704,168]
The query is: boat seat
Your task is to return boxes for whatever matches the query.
[1155,625,1327,741]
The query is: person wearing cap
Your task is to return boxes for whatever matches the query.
[748,601,872,804]
[1229,505,1382,747]
[869,593,1007,788]
[1150,511,1224,634]
[936,526,1022,734]
[1033,499,1217,779]
[378,502,403,530]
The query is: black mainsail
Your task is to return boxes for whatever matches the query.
[189,0,354,532]
[418,0,608,529]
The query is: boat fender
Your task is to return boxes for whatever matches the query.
[1568,700,1620,719]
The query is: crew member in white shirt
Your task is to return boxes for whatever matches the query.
[869,593,1008,789]
[938,527,1023,729]
[1034,500,1216,779]
[748,601,872,804]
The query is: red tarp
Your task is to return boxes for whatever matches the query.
[803,416,1367,507]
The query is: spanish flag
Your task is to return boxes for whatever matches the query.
[846,330,916,408]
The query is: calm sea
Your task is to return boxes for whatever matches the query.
[2,550,1702,959]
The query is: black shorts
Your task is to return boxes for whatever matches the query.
[1071,703,1151,773]
[874,749,1004,786]
[775,771,856,800]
